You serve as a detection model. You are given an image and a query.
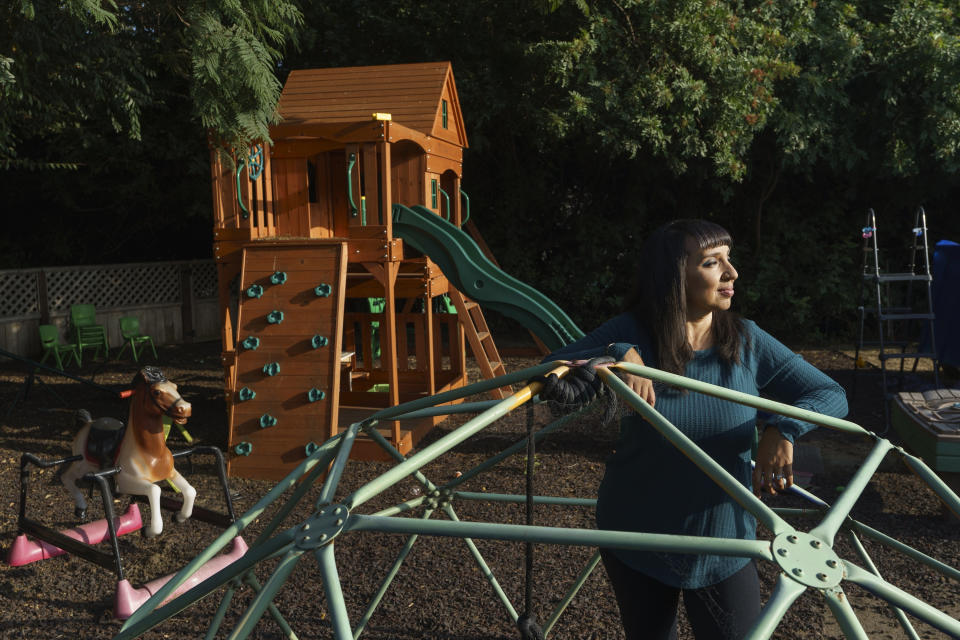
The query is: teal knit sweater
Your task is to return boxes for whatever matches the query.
[544,312,848,588]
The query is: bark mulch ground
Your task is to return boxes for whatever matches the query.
[0,341,957,639]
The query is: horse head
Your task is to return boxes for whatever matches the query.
[62,366,198,536]
[130,366,192,427]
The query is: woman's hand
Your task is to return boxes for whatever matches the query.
[753,426,794,495]
[621,348,655,407]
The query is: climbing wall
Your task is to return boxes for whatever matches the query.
[227,240,348,480]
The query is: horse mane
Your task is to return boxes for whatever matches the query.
[131,366,167,389]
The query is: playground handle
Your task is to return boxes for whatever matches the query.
[438,186,451,222]
[235,162,249,219]
[459,188,470,226]
[347,153,359,219]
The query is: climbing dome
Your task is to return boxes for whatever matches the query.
[114,361,960,639]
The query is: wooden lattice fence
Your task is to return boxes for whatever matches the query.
[0,260,219,359]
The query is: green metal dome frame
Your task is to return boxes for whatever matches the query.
[114,360,960,640]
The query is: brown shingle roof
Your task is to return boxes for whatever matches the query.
[277,61,455,136]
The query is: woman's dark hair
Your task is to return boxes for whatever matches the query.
[626,219,746,375]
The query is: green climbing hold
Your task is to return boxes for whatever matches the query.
[311,335,328,349]
[233,442,252,456]
[259,414,277,428]
[241,336,260,350]
[304,441,319,456]
[246,284,264,298]
[263,362,280,376]
[238,387,256,402]
[267,310,284,324]
[307,388,326,403]
[270,271,287,285]
[314,283,332,297]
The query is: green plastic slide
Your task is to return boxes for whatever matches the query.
[392,204,584,351]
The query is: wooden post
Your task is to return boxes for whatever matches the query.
[452,174,462,227]
[362,143,380,225]
[217,261,239,381]
[209,149,234,230]
[382,261,401,445]
[452,293,466,379]
[263,149,276,236]
[328,244,349,441]
[243,152,256,235]
[424,294,436,394]
[379,140,392,239]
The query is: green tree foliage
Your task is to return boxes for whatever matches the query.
[0,0,302,265]
[0,0,302,169]
[2,0,958,342]
[534,1,960,182]
[0,0,147,170]
[765,2,960,177]
[183,1,303,151]
[506,1,960,337]
[531,0,801,179]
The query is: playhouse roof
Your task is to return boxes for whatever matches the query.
[276,61,468,148]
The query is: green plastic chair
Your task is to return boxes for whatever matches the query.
[38,324,81,370]
[70,304,109,361]
[367,297,384,359]
[117,316,157,362]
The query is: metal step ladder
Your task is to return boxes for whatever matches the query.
[854,207,940,431]
[447,287,513,399]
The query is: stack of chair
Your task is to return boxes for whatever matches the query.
[70,304,109,363]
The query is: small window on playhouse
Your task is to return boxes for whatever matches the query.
[441,99,448,129]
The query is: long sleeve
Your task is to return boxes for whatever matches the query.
[542,312,643,363]
[749,322,849,443]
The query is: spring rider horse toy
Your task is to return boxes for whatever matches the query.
[7,366,247,620]
[61,366,197,537]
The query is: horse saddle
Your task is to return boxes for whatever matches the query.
[84,417,127,468]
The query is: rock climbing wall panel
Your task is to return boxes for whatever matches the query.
[228,240,348,480]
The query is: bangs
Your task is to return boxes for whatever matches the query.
[681,220,732,250]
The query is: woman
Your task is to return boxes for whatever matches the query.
[539,219,847,639]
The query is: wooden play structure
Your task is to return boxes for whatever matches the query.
[211,62,511,480]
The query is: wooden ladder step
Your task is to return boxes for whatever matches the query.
[447,288,512,400]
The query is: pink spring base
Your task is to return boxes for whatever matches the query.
[5,503,143,567]
[113,536,249,620]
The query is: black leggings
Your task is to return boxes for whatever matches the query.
[600,549,761,640]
